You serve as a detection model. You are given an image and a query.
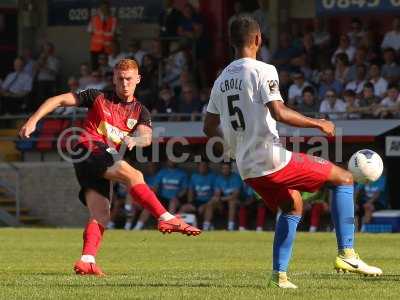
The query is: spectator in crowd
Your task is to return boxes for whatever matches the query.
[85,70,107,90]
[124,162,159,231]
[179,161,217,231]
[178,84,201,120]
[137,54,159,109]
[342,89,361,119]
[153,159,188,214]
[334,53,351,84]
[297,86,319,114]
[228,1,249,33]
[238,184,267,232]
[213,162,242,231]
[252,0,269,39]
[159,0,183,37]
[311,18,331,49]
[319,89,346,120]
[356,174,387,232]
[162,42,188,92]
[21,48,36,78]
[127,40,146,66]
[0,57,32,114]
[278,69,292,101]
[345,64,368,95]
[381,47,400,84]
[318,68,343,100]
[331,34,356,64]
[375,83,400,118]
[108,40,127,68]
[271,32,298,71]
[368,63,388,98]
[347,47,368,82]
[257,37,271,63]
[97,53,112,77]
[296,32,319,71]
[149,39,163,61]
[381,16,400,51]
[350,82,380,117]
[287,71,311,107]
[54,76,88,115]
[290,52,314,83]
[347,18,365,47]
[87,0,117,70]
[152,84,178,120]
[359,29,380,62]
[78,63,93,90]
[302,185,329,232]
[35,42,60,108]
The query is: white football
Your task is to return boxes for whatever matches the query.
[348,149,383,184]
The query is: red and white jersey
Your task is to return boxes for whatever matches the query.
[207,58,292,179]
[76,89,152,150]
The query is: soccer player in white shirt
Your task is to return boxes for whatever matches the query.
[203,16,382,289]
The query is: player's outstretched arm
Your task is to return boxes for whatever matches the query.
[19,92,79,139]
[266,100,335,137]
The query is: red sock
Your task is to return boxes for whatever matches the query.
[130,184,167,218]
[310,203,324,227]
[256,206,266,228]
[82,219,105,256]
[238,207,247,228]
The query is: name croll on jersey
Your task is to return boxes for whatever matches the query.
[207,58,292,179]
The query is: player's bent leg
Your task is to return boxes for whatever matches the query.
[269,190,302,289]
[327,165,382,276]
[74,189,109,276]
[104,160,201,236]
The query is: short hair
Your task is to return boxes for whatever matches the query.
[343,89,356,97]
[230,16,260,48]
[302,86,315,96]
[363,82,374,90]
[114,59,139,71]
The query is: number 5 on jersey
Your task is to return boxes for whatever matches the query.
[227,94,246,131]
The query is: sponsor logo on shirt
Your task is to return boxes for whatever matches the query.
[97,121,129,144]
[127,118,137,129]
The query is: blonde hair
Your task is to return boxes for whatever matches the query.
[114,58,139,71]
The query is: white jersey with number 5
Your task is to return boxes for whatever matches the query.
[207,58,292,179]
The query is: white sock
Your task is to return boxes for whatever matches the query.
[81,255,95,264]
[309,226,317,233]
[256,226,263,232]
[228,221,235,231]
[203,222,210,230]
[134,221,144,230]
[124,222,132,230]
[159,212,174,221]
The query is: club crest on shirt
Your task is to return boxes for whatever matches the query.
[268,80,279,94]
[127,118,137,129]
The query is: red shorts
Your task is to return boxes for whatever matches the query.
[244,152,333,212]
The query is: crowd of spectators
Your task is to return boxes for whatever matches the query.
[274,17,400,119]
[1,1,400,121]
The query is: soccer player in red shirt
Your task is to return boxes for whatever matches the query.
[19,59,201,276]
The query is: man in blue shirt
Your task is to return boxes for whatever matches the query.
[154,159,188,213]
[355,175,387,232]
[214,162,242,231]
[179,161,217,230]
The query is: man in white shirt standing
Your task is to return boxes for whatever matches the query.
[0,57,32,114]
[381,17,400,51]
[203,16,382,289]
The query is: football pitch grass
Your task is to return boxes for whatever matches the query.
[0,229,399,299]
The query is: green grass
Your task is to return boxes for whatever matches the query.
[0,229,399,299]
